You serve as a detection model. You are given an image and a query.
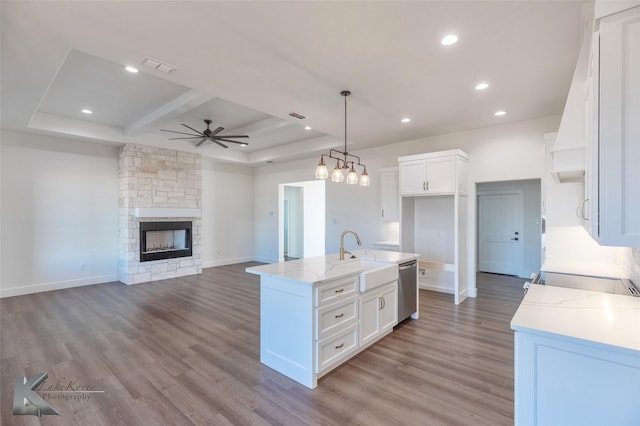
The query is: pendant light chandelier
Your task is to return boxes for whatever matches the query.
[315,91,370,186]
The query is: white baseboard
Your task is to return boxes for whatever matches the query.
[0,274,118,298]
[419,283,454,294]
[251,256,278,264]
[201,256,258,269]
[468,287,478,298]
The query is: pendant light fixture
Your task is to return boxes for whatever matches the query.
[315,91,370,186]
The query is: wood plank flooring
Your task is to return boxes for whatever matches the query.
[1,265,525,425]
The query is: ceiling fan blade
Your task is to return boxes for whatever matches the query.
[216,138,249,145]
[168,136,205,140]
[161,129,200,136]
[210,126,224,136]
[213,135,249,139]
[213,140,228,148]
[181,123,204,134]
[195,138,208,147]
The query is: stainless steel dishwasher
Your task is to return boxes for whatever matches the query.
[398,260,417,321]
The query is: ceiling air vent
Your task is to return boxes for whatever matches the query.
[289,112,306,120]
[141,56,176,73]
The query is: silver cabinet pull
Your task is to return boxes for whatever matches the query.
[335,288,344,294]
[423,181,426,191]
[335,343,344,349]
[576,198,590,220]
[335,313,344,319]
[382,209,384,217]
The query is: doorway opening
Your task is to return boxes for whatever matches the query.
[279,180,325,262]
[476,179,541,279]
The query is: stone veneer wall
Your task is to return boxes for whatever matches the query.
[118,144,202,284]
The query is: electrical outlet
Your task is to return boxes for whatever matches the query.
[419,268,426,277]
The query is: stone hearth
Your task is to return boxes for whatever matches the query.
[118,144,202,284]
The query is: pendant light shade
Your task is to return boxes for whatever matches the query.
[332,163,344,182]
[315,159,329,179]
[346,165,358,184]
[314,91,369,187]
[359,169,370,187]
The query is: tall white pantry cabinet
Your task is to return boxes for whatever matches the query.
[398,149,469,304]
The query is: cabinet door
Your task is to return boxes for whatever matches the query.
[425,157,456,194]
[598,6,640,246]
[399,159,426,195]
[380,168,399,221]
[379,283,398,332]
[359,291,381,347]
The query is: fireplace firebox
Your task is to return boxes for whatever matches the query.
[140,221,192,262]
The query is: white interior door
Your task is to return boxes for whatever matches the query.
[478,191,524,276]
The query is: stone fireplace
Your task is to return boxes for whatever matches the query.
[118,144,202,284]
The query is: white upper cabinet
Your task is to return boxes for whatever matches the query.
[398,150,468,196]
[379,167,399,222]
[588,6,640,246]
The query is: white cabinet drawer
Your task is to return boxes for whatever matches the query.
[316,275,358,307]
[316,296,358,340]
[316,325,358,374]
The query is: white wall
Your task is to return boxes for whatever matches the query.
[201,158,255,268]
[1,130,119,297]
[283,185,304,258]
[1,115,564,297]
[1,131,256,296]
[254,115,561,293]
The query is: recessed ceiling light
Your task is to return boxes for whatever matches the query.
[81,109,93,114]
[124,66,139,73]
[240,143,248,147]
[441,34,459,46]
[475,82,489,90]
[494,110,506,116]
[305,126,312,130]
[401,118,411,123]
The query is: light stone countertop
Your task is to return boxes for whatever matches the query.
[246,250,419,284]
[511,284,640,352]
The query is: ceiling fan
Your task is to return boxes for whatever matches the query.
[161,119,249,148]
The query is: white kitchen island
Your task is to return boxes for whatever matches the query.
[511,284,640,426]
[246,250,419,389]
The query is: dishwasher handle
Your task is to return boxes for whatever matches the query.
[399,260,417,271]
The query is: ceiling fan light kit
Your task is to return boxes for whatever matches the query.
[161,119,249,149]
[315,90,369,187]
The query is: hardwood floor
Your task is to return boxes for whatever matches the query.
[1,265,525,425]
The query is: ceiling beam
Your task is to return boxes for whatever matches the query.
[123,89,213,136]
[248,135,342,165]
[227,116,296,136]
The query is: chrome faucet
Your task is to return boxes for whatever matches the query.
[339,230,362,260]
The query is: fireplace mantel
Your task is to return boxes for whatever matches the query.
[134,208,202,218]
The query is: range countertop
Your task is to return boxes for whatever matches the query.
[246,250,419,284]
[511,284,640,352]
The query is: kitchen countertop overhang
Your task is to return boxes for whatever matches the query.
[246,250,419,284]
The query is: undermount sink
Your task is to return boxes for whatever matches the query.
[359,263,398,293]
